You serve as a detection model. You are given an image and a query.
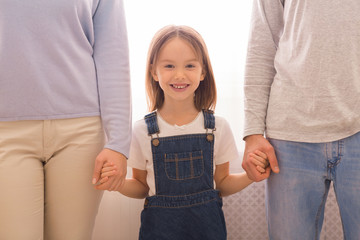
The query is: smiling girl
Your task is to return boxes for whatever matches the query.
[100,25,268,240]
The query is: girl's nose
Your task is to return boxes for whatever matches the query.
[175,69,185,79]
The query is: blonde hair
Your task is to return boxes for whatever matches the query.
[145,25,217,112]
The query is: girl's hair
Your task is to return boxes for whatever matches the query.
[145,25,217,112]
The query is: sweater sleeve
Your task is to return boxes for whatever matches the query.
[243,0,284,138]
[93,0,132,157]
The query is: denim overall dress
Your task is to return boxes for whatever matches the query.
[139,110,226,240]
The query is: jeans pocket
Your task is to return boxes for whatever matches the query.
[164,150,204,180]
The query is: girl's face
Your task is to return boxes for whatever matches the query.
[152,38,205,107]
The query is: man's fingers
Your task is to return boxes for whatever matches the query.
[266,149,280,173]
[254,150,267,160]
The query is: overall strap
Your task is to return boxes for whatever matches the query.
[202,109,215,130]
[144,111,160,135]
[145,110,215,134]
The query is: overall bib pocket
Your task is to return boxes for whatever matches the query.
[164,150,204,180]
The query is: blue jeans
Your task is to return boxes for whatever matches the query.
[267,132,360,240]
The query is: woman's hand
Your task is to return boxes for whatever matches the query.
[92,149,127,191]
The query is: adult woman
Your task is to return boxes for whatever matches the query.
[0,0,131,239]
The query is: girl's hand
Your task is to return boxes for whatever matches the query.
[242,135,279,181]
[99,162,117,184]
[93,149,127,191]
[248,150,269,174]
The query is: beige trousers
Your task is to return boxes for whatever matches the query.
[0,117,105,240]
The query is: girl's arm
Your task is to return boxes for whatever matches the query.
[99,163,149,199]
[214,162,253,197]
[214,150,269,196]
[118,168,149,199]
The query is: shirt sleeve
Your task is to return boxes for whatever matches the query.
[215,117,240,165]
[127,122,147,170]
[243,0,284,138]
[93,0,132,157]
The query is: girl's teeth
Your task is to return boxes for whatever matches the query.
[173,85,186,89]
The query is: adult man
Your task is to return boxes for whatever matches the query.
[242,0,360,239]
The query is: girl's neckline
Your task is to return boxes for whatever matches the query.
[157,111,202,129]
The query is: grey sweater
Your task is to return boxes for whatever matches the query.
[0,0,131,155]
[244,0,360,142]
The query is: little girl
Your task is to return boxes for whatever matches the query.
[100,25,268,240]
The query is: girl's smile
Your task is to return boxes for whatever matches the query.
[170,83,190,90]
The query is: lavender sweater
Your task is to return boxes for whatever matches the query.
[244,0,360,142]
[0,0,131,155]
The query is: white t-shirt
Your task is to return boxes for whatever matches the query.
[128,112,240,196]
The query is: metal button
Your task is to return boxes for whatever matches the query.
[152,138,160,146]
[206,134,214,142]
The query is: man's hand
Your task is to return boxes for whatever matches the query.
[242,134,279,182]
[92,148,127,191]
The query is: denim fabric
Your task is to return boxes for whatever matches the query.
[139,111,226,240]
[144,112,160,135]
[152,134,214,195]
[267,131,360,240]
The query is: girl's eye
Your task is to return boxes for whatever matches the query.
[186,64,195,68]
[164,64,174,69]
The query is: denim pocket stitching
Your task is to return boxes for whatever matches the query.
[164,150,204,180]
